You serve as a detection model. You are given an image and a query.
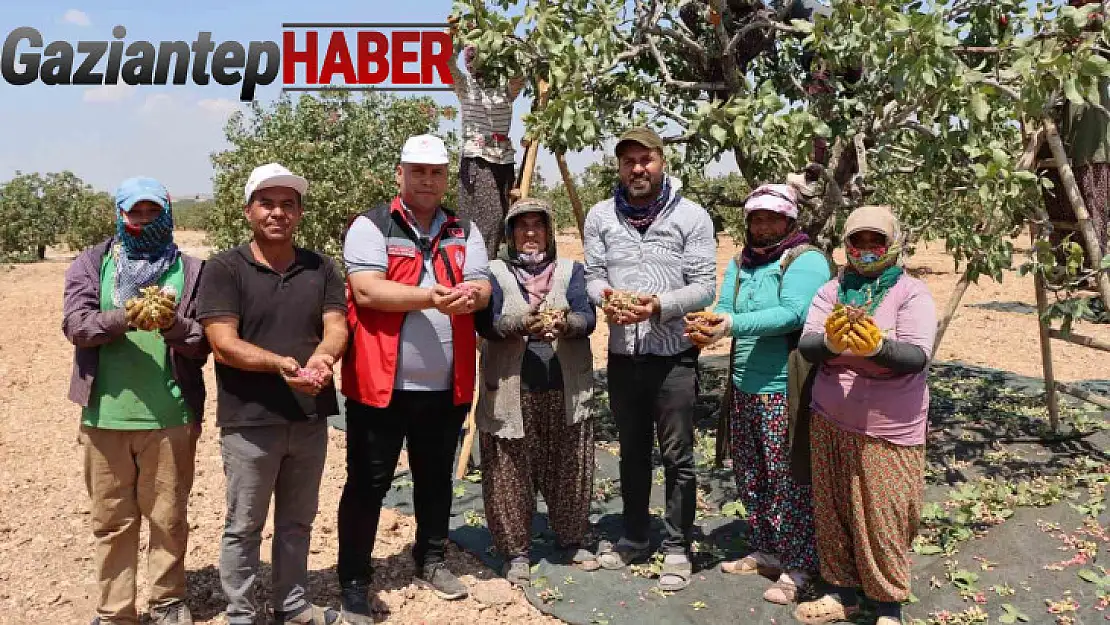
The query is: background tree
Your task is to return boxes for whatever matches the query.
[62,190,115,252]
[208,92,459,258]
[173,198,214,232]
[0,171,96,260]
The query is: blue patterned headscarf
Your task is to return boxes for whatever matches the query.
[112,177,178,307]
[613,175,676,233]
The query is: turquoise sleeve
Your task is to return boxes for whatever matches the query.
[713,259,739,316]
[729,251,832,337]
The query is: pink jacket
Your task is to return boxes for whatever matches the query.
[802,274,937,446]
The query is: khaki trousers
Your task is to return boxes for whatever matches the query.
[82,424,196,624]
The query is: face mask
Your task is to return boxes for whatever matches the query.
[847,242,899,273]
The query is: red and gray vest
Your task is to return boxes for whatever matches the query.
[341,197,477,408]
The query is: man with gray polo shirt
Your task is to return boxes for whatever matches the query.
[336,134,491,622]
[197,163,348,625]
[584,127,717,592]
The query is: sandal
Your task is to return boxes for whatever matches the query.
[279,603,342,625]
[763,571,809,605]
[597,538,651,570]
[720,552,783,578]
[793,594,861,624]
[657,554,692,592]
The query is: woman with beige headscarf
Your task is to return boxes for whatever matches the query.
[792,206,937,625]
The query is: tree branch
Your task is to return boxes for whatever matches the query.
[725,18,779,57]
[982,78,1021,101]
[645,24,708,65]
[707,0,743,92]
[646,36,728,91]
[650,103,692,127]
[899,121,940,138]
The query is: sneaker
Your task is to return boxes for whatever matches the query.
[503,556,530,586]
[415,562,468,600]
[151,601,194,625]
[340,581,375,625]
[275,604,341,625]
[596,537,651,570]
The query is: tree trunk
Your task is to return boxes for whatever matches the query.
[37,245,46,260]
[555,151,587,240]
[932,262,975,355]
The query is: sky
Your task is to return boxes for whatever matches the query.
[0,0,678,197]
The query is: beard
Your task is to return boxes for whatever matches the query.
[626,174,657,199]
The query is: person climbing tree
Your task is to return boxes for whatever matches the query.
[448,17,527,258]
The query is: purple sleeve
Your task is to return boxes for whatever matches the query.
[159,255,210,361]
[62,248,129,348]
[892,278,937,357]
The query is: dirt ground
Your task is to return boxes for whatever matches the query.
[0,229,1106,625]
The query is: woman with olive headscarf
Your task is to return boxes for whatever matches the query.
[792,206,937,625]
[474,198,599,587]
[688,183,833,605]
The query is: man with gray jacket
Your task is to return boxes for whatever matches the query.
[584,127,717,592]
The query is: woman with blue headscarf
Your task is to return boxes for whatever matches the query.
[62,177,209,625]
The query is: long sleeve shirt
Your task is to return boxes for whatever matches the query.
[714,250,832,394]
[800,275,937,446]
[583,176,717,357]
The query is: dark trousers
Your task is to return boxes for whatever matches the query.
[607,350,698,554]
[336,391,468,585]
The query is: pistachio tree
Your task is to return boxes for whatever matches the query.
[208,93,459,258]
[452,0,1110,328]
[0,171,100,260]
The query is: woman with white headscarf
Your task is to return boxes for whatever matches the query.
[688,184,833,605]
[474,198,599,586]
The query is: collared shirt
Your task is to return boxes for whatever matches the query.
[196,245,347,426]
[583,176,717,357]
[344,207,489,390]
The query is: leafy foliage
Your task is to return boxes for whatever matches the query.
[208,92,458,258]
[451,0,1110,326]
[0,171,104,260]
[61,190,115,252]
[173,199,213,232]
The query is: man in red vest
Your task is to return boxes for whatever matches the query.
[337,134,491,622]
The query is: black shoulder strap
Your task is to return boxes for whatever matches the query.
[779,245,837,291]
[441,206,472,239]
[343,203,394,239]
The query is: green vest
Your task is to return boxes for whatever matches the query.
[81,250,192,430]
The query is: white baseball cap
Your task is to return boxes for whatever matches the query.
[244,163,308,203]
[400,134,450,165]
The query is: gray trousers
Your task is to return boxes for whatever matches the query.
[219,421,328,624]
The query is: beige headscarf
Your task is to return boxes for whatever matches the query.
[843,205,904,274]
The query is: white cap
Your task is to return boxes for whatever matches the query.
[400,134,450,165]
[244,163,308,203]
